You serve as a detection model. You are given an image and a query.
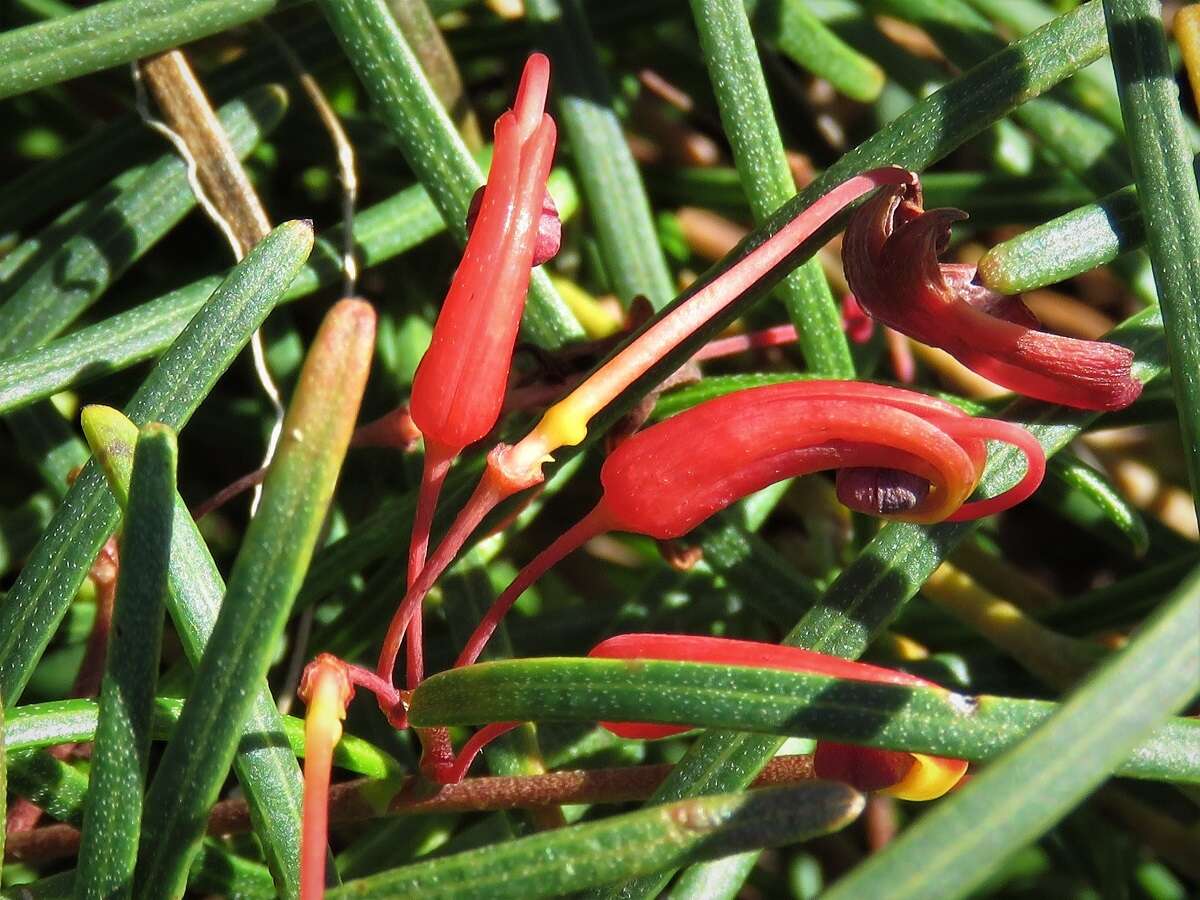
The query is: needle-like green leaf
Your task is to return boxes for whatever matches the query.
[1103,0,1200,514]
[408,658,1199,783]
[750,0,884,102]
[132,298,374,900]
[690,0,851,376]
[325,784,864,900]
[0,0,284,100]
[823,559,1200,900]
[75,425,175,900]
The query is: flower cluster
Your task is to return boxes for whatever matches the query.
[296,54,1143,899]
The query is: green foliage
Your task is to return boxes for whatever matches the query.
[2,1,1198,898]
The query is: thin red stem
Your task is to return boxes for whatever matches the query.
[690,324,799,361]
[191,467,267,521]
[455,503,613,669]
[407,443,455,690]
[436,722,521,784]
[376,472,514,722]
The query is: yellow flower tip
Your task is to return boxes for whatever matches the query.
[535,398,590,451]
[881,753,968,801]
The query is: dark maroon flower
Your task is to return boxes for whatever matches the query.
[843,181,1141,411]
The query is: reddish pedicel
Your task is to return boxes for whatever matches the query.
[842,181,1141,411]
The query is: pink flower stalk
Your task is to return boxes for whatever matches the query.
[452,381,1045,674]
[842,182,1142,411]
[377,168,920,711]
[403,52,560,689]
[588,634,969,802]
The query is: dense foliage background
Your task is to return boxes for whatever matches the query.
[0,0,1198,897]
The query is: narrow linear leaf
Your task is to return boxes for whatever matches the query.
[326,784,864,900]
[823,560,1200,899]
[0,0,284,100]
[0,220,312,719]
[750,0,884,102]
[690,0,851,376]
[133,298,374,899]
[1103,0,1200,513]
[409,658,1199,783]
[75,426,175,900]
[977,175,1150,293]
[526,0,677,308]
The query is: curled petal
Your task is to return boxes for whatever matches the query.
[844,185,1142,411]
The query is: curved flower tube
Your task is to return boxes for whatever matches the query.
[453,381,1045,671]
[842,181,1141,411]
[403,52,560,688]
[378,168,920,704]
[588,634,968,802]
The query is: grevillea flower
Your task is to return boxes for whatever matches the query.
[378,167,921,703]
[842,180,1142,411]
[588,634,968,802]
[402,52,559,689]
[452,381,1044,673]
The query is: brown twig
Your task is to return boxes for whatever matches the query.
[137,50,271,254]
[4,756,817,864]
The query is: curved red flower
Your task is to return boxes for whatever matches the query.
[843,181,1141,411]
[453,380,1044,672]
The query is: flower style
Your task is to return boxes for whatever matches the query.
[842,180,1142,411]
[589,634,969,802]
[298,655,399,900]
[452,380,1045,675]
[402,52,560,689]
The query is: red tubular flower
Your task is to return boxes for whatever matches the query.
[453,381,1044,671]
[842,181,1141,411]
[403,52,559,689]
[587,634,969,802]
[378,168,920,704]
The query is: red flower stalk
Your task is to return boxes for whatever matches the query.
[403,52,560,689]
[842,181,1141,411]
[588,634,969,802]
[453,381,1044,673]
[298,655,399,900]
[377,167,919,707]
